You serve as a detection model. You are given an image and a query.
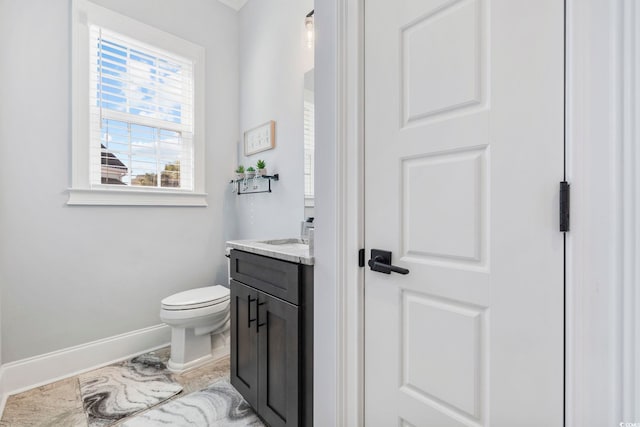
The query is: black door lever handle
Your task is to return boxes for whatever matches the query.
[367,249,410,275]
[368,257,410,274]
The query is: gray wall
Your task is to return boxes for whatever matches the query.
[234,0,314,240]
[0,0,239,363]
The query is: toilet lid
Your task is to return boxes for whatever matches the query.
[161,285,230,310]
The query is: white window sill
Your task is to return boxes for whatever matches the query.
[67,188,208,207]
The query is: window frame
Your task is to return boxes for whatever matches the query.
[69,0,207,206]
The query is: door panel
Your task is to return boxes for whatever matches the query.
[402,292,483,419]
[257,291,300,427]
[365,0,564,425]
[402,147,487,266]
[230,280,258,409]
[402,0,484,125]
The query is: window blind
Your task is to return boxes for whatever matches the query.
[304,96,315,199]
[89,26,195,189]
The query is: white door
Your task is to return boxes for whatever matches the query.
[364,0,565,426]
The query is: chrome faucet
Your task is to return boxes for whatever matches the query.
[301,217,314,244]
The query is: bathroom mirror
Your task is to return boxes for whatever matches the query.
[304,69,315,218]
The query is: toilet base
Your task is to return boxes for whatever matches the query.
[167,327,230,373]
[168,353,215,373]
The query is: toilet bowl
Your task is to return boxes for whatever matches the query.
[160,285,230,373]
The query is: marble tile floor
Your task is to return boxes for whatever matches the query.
[0,348,231,427]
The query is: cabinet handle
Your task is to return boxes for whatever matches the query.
[248,295,257,328]
[257,299,266,332]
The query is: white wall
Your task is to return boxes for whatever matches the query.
[234,0,314,240]
[313,0,339,425]
[0,0,238,363]
[0,0,11,371]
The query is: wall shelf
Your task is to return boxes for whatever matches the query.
[230,174,279,195]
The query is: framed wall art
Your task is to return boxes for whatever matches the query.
[244,120,276,156]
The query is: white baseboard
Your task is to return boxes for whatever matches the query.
[0,324,170,416]
[0,376,6,423]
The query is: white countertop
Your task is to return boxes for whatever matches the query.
[226,239,314,265]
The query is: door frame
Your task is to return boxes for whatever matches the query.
[314,0,640,425]
[565,0,640,425]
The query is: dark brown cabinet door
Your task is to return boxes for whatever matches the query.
[230,280,259,409]
[257,291,300,427]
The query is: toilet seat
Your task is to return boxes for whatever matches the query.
[161,285,230,311]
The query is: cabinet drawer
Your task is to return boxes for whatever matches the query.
[230,250,300,305]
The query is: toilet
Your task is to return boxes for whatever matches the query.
[160,285,230,373]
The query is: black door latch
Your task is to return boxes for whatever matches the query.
[367,249,409,275]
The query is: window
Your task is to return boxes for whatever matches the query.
[70,0,206,206]
[92,29,194,190]
[304,82,315,201]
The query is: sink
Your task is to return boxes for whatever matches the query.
[259,238,307,245]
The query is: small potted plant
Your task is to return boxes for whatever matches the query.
[246,166,256,178]
[256,159,267,176]
[235,165,245,179]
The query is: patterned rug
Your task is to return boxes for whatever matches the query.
[120,380,264,427]
[79,351,183,427]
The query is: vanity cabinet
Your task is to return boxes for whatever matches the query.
[229,249,313,427]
